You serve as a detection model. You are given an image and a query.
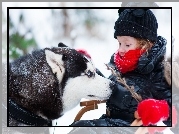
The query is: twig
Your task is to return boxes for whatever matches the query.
[105,64,142,103]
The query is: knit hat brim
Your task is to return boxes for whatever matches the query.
[114,20,157,42]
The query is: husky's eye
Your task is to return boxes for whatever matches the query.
[85,70,95,78]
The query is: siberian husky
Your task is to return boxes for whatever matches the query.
[8,43,114,127]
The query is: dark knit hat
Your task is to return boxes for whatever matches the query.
[114,9,158,43]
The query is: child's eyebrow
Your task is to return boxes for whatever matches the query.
[124,41,131,44]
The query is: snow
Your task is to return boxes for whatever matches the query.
[2,2,178,134]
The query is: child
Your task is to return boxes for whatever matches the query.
[70,8,171,129]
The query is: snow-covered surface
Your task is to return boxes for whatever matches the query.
[2,2,178,134]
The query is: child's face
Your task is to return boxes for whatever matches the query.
[117,36,139,56]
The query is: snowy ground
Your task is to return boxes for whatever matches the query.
[2,2,179,134]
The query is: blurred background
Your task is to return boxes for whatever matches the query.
[2,2,173,77]
[2,2,177,134]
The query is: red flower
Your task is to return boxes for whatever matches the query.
[76,49,91,59]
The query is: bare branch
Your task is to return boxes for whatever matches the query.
[105,63,142,103]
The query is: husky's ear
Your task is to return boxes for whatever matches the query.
[62,54,68,61]
[58,42,68,47]
[45,49,65,83]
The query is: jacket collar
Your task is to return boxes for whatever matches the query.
[136,36,167,74]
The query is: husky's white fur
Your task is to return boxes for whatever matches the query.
[45,49,112,114]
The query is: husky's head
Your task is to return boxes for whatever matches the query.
[45,46,113,113]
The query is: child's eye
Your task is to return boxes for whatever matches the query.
[119,43,121,46]
[126,45,130,47]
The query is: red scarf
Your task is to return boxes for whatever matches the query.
[114,49,146,74]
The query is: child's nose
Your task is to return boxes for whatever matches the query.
[118,48,125,56]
